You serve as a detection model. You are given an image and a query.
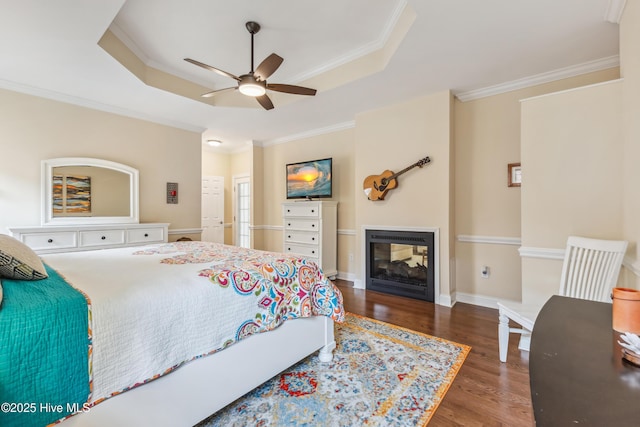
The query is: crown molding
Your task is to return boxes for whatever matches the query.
[455,55,620,102]
[258,121,355,147]
[605,0,627,24]
[287,0,409,83]
[0,78,205,133]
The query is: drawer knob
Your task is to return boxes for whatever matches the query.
[288,223,291,226]
[101,236,106,240]
[312,224,315,228]
[312,237,315,241]
[311,210,315,213]
[312,250,315,254]
[47,239,53,243]
[144,233,149,237]
[288,235,291,239]
[287,209,291,212]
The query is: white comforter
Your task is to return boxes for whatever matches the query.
[41,241,343,405]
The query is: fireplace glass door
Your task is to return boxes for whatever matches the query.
[366,230,435,302]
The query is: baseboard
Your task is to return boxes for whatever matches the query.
[336,271,357,282]
[456,292,502,310]
[439,293,454,308]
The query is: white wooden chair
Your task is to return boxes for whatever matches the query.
[498,236,628,362]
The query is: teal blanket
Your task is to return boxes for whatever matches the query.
[0,265,90,427]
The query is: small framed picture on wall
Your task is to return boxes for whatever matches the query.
[508,163,521,187]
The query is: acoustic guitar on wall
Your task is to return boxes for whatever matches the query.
[363,156,431,201]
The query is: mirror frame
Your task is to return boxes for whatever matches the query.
[42,157,139,225]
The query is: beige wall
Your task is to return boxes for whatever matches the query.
[251,145,265,249]
[0,88,202,236]
[454,68,620,304]
[621,1,640,287]
[520,80,624,305]
[256,129,355,276]
[355,90,454,303]
[513,3,640,305]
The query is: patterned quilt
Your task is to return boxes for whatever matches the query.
[40,241,344,414]
[135,242,344,339]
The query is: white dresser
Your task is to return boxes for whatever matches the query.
[9,223,169,254]
[282,201,337,279]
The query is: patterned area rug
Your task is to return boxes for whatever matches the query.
[196,313,471,427]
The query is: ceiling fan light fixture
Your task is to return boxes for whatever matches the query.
[238,75,266,97]
[186,21,316,109]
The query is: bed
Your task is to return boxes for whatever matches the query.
[0,239,344,427]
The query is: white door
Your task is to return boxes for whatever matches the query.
[202,176,224,243]
[233,175,251,248]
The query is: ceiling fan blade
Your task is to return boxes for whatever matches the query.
[201,86,237,98]
[256,94,274,110]
[267,83,317,96]
[184,58,241,81]
[254,53,284,81]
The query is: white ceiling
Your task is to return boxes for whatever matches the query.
[0,0,621,152]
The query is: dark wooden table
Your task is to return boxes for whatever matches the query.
[530,295,640,426]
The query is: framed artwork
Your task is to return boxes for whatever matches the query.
[508,163,521,187]
[52,175,91,215]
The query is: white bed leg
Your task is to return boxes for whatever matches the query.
[318,316,336,362]
[318,340,336,362]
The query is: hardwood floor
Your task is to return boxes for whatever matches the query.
[334,279,534,426]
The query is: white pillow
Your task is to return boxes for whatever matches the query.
[0,234,48,280]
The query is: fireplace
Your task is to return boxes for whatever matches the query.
[365,229,435,302]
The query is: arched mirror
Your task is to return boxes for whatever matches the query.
[42,158,139,225]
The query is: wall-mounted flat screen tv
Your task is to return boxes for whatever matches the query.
[286,157,332,199]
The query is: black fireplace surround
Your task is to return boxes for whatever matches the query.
[365,229,435,302]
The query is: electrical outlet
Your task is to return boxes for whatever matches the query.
[481,266,490,279]
[349,253,354,262]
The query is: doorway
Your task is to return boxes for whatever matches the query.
[233,175,250,248]
[201,176,224,243]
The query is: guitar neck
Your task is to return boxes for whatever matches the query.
[388,158,430,181]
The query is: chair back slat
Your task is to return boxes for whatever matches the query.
[559,236,628,303]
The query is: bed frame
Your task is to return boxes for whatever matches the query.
[62,315,335,426]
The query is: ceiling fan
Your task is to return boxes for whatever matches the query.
[184,21,317,111]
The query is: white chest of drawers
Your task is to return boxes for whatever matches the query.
[9,223,169,254]
[282,201,337,279]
